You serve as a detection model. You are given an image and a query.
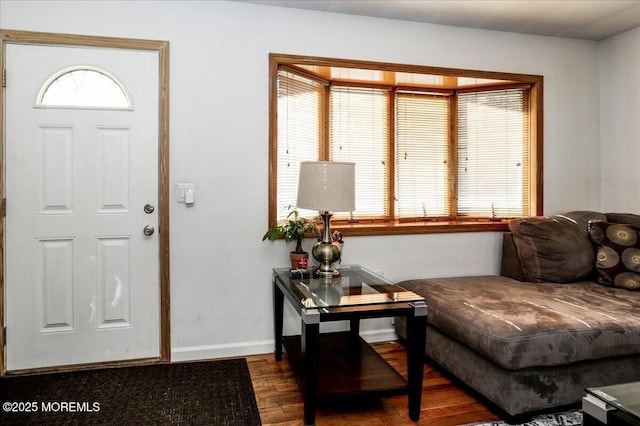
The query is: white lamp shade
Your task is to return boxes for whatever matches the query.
[296,161,355,212]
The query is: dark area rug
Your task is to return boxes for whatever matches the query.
[0,358,261,425]
[466,409,582,426]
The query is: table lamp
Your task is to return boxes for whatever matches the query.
[296,161,355,277]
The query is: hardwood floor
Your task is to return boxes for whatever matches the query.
[246,340,501,425]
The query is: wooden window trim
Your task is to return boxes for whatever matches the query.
[331,218,512,236]
[268,53,543,235]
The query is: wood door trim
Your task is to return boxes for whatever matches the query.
[0,29,171,375]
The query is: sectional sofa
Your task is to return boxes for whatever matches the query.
[395,211,640,417]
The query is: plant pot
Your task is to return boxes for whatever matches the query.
[290,252,309,269]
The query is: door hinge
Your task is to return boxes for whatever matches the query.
[2,198,5,218]
[2,69,5,88]
[3,327,5,346]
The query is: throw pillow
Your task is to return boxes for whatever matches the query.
[508,211,606,283]
[588,221,640,290]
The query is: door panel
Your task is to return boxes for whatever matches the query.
[5,43,160,371]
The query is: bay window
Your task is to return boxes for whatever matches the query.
[269,54,543,235]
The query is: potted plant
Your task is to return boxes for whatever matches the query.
[263,205,320,269]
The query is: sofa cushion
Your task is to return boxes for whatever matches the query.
[589,221,640,290]
[508,211,606,283]
[607,212,640,228]
[397,275,640,370]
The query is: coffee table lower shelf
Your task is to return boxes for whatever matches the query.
[282,331,408,399]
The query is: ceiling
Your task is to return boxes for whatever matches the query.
[237,0,640,41]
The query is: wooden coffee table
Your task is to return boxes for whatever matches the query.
[272,265,427,426]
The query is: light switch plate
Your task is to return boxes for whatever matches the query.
[176,183,195,203]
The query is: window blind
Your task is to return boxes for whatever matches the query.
[330,86,390,220]
[395,92,450,219]
[276,68,325,221]
[457,88,530,218]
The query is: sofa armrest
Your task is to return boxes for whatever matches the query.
[501,233,525,281]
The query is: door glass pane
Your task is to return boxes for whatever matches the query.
[38,67,131,109]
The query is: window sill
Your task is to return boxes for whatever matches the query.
[331,219,510,237]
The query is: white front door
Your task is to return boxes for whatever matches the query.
[5,43,160,371]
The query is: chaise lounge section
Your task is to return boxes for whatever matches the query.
[396,211,640,416]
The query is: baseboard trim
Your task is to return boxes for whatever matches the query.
[171,328,398,361]
[171,340,274,362]
[362,328,399,344]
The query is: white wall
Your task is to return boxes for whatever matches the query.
[1,0,604,360]
[599,27,640,212]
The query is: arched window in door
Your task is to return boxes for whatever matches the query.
[37,66,132,109]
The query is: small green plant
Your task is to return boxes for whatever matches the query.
[263,205,319,254]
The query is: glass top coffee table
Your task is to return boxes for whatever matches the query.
[584,381,640,425]
[272,265,427,426]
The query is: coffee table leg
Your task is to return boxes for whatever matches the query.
[407,302,428,421]
[302,318,319,426]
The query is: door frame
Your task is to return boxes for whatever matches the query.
[0,29,171,375]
